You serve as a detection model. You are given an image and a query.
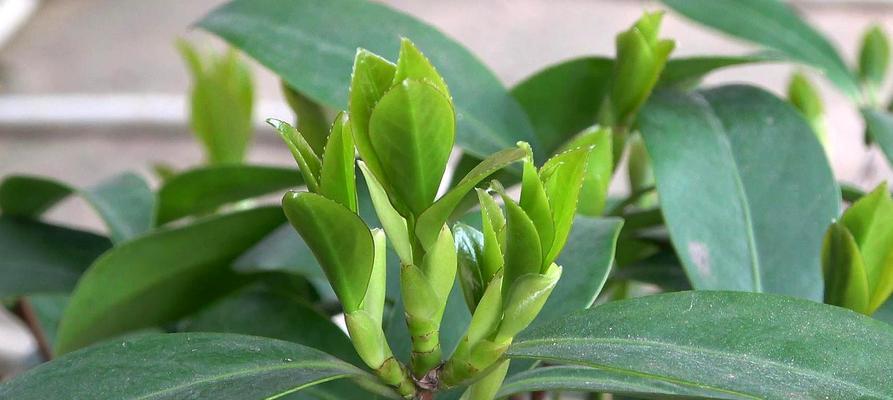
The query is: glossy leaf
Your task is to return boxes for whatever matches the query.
[415,146,526,249]
[454,222,486,311]
[0,173,154,243]
[822,222,870,314]
[349,49,397,183]
[0,217,110,298]
[1,333,370,400]
[662,0,860,98]
[180,285,360,365]
[638,86,838,300]
[282,192,373,313]
[500,195,542,289]
[393,38,449,95]
[863,108,893,168]
[55,206,285,354]
[269,119,323,192]
[318,112,358,212]
[199,0,537,159]
[156,164,302,223]
[838,182,893,312]
[369,79,454,215]
[540,145,593,266]
[509,291,893,398]
[499,365,738,399]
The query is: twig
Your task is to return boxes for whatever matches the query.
[12,298,52,361]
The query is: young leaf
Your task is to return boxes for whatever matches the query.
[421,225,457,304]
[282,192,373,313]
[349,49,396,182]
[454,222,486,311]
[1,333,371,400]
[318,112,358,212]
[822,222,871,315]
[638,86,839,300]
[268,118,322,192]
[368,79,455,215]
[0,217,110,298]
[156,164,302,224]
[662,0,860,98]
[55,207,285,354]
[839,182,893,312]
[359,161,413,265]
[415,146,526,249]
[520,158,554,258]
[500,194,542,290]
[476,189,506,286]
[566,126,613,216]
[199,0,537,160]
[494,264,561,343]
[393,38,449,96]
[788,72,827,144]
[858,25,890,89]
[363,229,388,325]
[509,291,893,398]
[540,145,593,267]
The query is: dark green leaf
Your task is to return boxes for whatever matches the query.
[157,164,302,224]
[282,192,373,313]
[1,333,371,400]
[499,365,738,399]
[638,86,839,300]
[660,54,773,88]
[27,294,69,350]
[0,173,154,243]
[282,81,330,156]
[510,291,893,399]
[662,0,860,97]
[863,108,893,169]
[55,206,285,354]
[0,217,110,298]
[199,0,537,159]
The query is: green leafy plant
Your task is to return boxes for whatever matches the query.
[3,0,893,399]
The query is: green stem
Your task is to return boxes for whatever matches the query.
[374,357,417,399]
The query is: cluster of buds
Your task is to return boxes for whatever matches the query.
[272,38,586,399]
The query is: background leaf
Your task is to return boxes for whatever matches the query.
[863,108,893,169]
[156,164,302,224]
[509,291,893,399]
[54,206,285,354]
[0,333,370,400]
[662,0,860,97]
[0,217,110,298]
[199,0,537,159]
[638,86,838,300]
[0,173,154,243]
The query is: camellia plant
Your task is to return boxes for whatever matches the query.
[3,0,893,399]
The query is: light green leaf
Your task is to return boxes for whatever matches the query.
[269,118,322,191]
[319,112,358,212]
[199,0,537,159]
[0,173,154,243]
[349,49,397,182]
[509,291,893,399]
[500,195,542,289]
[1,333,372,400]
[495,264,561,343]
[638,86,839,300]
[564,126,613,216]
[540,145,593,266]
[520,159,554,259]
[393,38,449,96]
[662,0,860,98]
[421,225,457,303]
[862,108,893,169]
[839,182,893,312]
[858,25,890,89]
[359,162,412,265]
[415,146,526,249]
[282,192,373,313]
[0,218,110,298]
[156,164,302,224]
[822,222,871,315]
[477,189,506,283]
[55,206,284,354]
[369,79,454,215]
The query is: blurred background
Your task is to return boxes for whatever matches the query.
[1,0,892,377]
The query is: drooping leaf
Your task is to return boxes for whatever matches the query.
[0,173,154,243]
[509,291,893,398]
[862,108,893,169]
[662,0,860,98]
[415,146,526,249]
[282,192,373,313]
[199,0,537,159]
[0,217,110,298]
[368,79,454,215]
[1,333,372,400]
[54,206,285,354]
[638,86,839,300]
[156,164,302,224]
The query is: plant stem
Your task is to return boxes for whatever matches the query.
[12,298,52,360]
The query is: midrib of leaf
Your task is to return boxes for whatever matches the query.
[509,336,890,398]
[691,92,763,292]
[132,362,356,400]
